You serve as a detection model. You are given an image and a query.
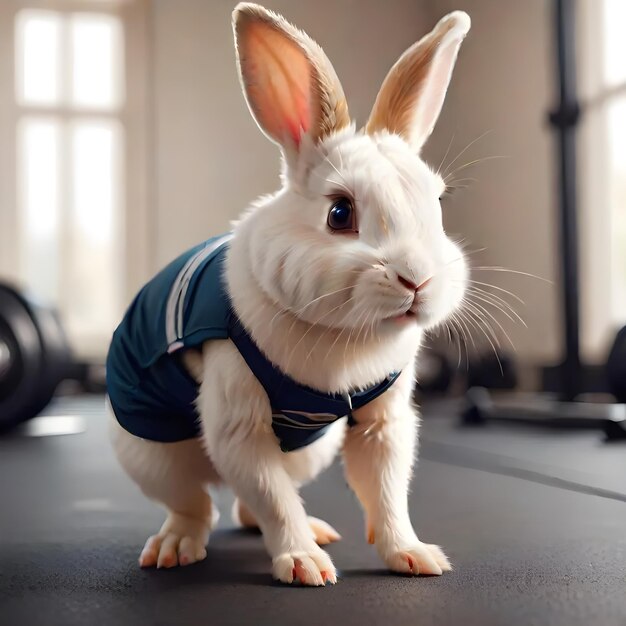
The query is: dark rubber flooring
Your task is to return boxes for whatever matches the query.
[1,396,625,626]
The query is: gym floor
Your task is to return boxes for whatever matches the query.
[1,395,625,626]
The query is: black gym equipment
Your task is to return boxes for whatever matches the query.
[467,351,517,391]
[607,326,626,404]
[461,0,626,441]
[415,350,453,394]
[0,283,72,432]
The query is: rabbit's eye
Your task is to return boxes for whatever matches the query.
[328,197,356,232]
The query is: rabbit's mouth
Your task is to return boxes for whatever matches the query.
[387,306,420,325]
[384,285,427,324]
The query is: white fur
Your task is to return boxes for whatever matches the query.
[110,4,469,585]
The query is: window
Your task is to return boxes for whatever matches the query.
[600,0,626,321]
[579,0,626,361]
[0,2,149,360]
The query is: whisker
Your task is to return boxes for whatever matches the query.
[294,285,354,315]
[324,315,351,362]
[465,279,526,304]
[365,306,381,344]
[284,296,356,372]
[352,302,374,360]
[465,287,527,327]
[451,310,474,370]
[352,310,374,382]
[268,307,290,330]
[304,322,335,365]
[447,317,465,369]
[462,308,501,358]
[442,129,493,179]
[323,153,346,182]
[459,303,504,374]
[324,177,353,197]
[436,130,457,176]
[337,146,344,171]
[446,177,478,186]
[445,155,508,180]
[455,313,472,371]
[464,297,515,351]
[466,290,526,327]
[451,319,465,369]
[458,304,489,350]
[439,248,486,273]
[464,247,488,258]
[343,304,368,367]
[471,267,553,284]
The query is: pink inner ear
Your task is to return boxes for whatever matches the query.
[242,23,314,148]
[285,91,310,147]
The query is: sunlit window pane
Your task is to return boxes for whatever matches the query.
[606,97,626,322]
[18,119,61,304]
[12,7,128,357]
[602,0,626,88]
[16,11,61,105]
[71,14,124,109]
[68,121,123,340]
[73,122,118,241]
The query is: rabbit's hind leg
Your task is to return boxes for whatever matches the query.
[109,404,220,568]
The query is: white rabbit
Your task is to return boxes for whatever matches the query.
[107,2,470,586]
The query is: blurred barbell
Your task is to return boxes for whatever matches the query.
[0,283,71,432]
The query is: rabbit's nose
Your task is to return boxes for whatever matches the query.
[386,265,431,294]
[396,272,432,294]
[397,273,418,292]
[386,266,419,292]
[398,274,430,300]
[385,265,415,292]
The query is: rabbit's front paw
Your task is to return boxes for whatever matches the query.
[273,548,337,586]
[384,543,451,576]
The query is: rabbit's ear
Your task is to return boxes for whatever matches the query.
[366,12,470,150]
[233,3,350,154]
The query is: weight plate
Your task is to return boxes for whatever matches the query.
[0,336,12,380]
[0,285,48,430]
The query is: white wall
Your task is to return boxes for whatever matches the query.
[422,0,560,364]
[150,0,430,265]
[0,6,18,281]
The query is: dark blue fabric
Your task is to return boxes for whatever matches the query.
[229,318,400,451]
[106,236,230,442]
[106,236,400,452]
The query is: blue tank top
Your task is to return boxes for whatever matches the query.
[106,235,400,452]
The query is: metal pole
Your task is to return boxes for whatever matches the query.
[549,0,581,401]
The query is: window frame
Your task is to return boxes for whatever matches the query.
[578,0,626,362]
[0,0,152,359]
